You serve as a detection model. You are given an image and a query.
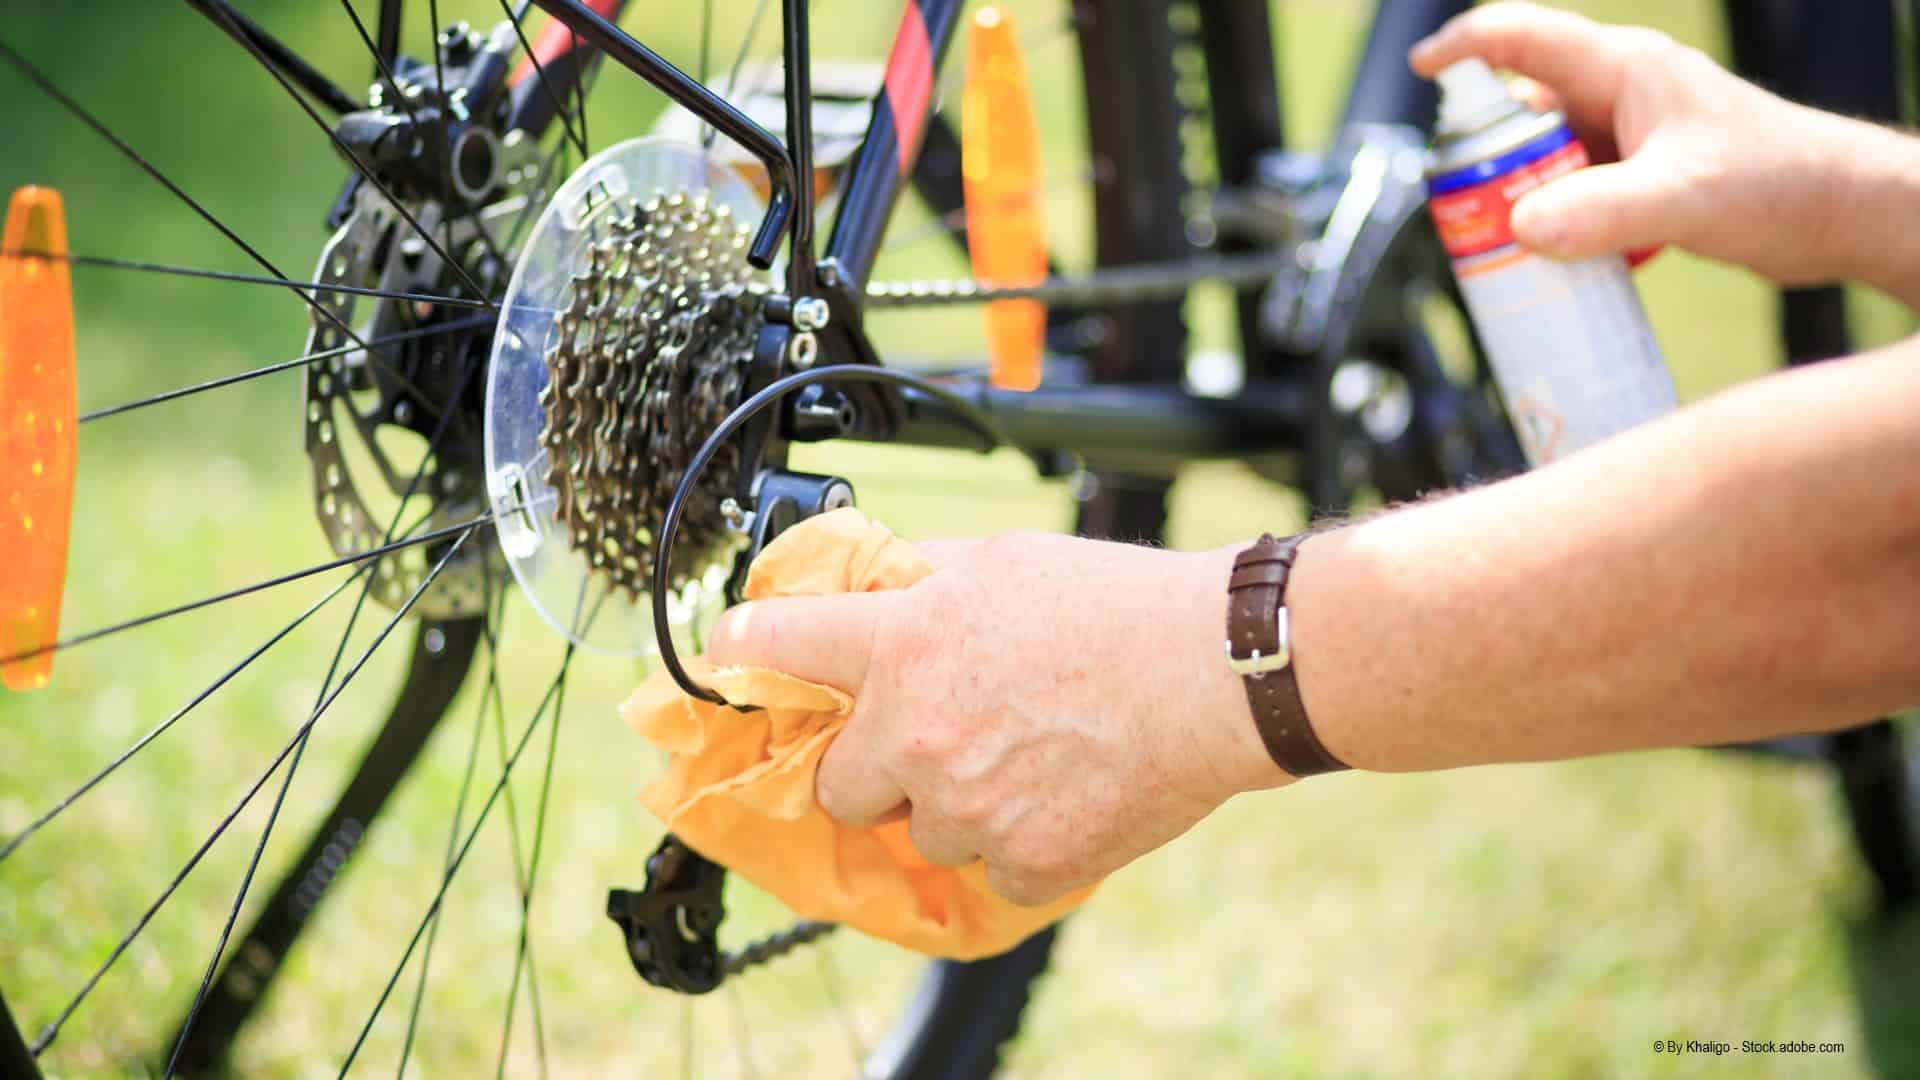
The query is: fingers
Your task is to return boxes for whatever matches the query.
[1409,3,1657,137]
[1506,75,1557,114]
[1510,158,1691,261]
[707,592,889,693]
[816,711,909,826]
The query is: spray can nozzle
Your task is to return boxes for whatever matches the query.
[1435,58,1522,136]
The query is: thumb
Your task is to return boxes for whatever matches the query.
[1510,157,1691,261]
[706,593,889,693]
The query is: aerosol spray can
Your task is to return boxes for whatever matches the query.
[1426,59,1676,466]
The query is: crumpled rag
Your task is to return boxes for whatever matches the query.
[621,507,1093,959]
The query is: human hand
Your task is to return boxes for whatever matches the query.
[707,530,1285,906]
[1410,3,1851,285]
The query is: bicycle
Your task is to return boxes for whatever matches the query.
[1,0,1914,1075]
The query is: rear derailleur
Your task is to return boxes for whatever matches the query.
[607,835,728,994]
[606,466,856,994]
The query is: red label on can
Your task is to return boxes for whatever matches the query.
[1429,140,1589,260]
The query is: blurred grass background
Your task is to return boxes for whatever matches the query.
[1,0,1918,1076]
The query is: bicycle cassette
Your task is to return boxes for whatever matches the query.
[485,137,768,653]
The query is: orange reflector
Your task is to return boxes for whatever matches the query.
[962,6,1047,392]
[0,187,77,691]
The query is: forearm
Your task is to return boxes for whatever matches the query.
[1285,338,1920,775]
[1801,110,1920,309]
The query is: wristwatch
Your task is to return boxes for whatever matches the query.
[1225,534,1349,778]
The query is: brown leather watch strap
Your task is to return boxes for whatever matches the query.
[1226,534,1349,778]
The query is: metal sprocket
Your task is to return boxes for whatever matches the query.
[536,190,763,599]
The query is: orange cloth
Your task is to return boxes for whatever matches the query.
[621,508,1092,960]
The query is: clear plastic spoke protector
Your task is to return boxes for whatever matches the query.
[486,137,765,654]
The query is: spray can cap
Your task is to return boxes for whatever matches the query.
[1435,58,1521,135]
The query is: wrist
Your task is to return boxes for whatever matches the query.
[1186,545,1295,796]
[1795,107,1920,304]
[1280,529,1370,773]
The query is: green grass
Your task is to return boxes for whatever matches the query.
[3,0,1919,1076]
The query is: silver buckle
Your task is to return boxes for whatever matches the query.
[1224,606,1290,678]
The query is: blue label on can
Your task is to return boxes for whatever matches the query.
[1427,124,1577,195]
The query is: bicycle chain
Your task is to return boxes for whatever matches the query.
[862,247,1292,309]
[721,920,838,975]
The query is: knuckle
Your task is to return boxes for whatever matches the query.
[1611,26,1677,61]
[896,715,961,770]
[987,865,1050,907]
[877,596,941,669]
[1001,828,1071,884]
[943,787,996,833]
[1458,1,1575,43]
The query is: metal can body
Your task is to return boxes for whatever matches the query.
[1427,109,1676,466]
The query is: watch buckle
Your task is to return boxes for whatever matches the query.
[1224,606,1290,678]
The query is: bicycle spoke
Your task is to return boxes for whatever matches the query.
[931,13,1075,114]
[489,597,565,1080]
[79,314,493,424]
[486,662,555,1077]
[194,4,492,304]
[699,0,713,85]
[815,947,867,1067]
[185,0,362,114]
[571,23,589,157]
[0,511,508,667]
[0,250,491,309]
[0,561,373,866]
[55,312,501,659]
[724,983,764,1080]
[163,526,479,1077]
[417,0,510,277]
[165,316,489,1067]
[29,294,500,1056]
[340,0,508,272]
[477,571,550,1079]
[396,568,510,1076]
[496,0,589,159]
[338,585,605,1076]
[702,0,773,150]
[27,524,479,1058]
[0,38,455,417]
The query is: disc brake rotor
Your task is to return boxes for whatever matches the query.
[303,189,511,618]
[486,137,767,654]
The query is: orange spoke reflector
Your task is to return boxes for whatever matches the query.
[962,6,1047,392]
[0,187,77,691]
